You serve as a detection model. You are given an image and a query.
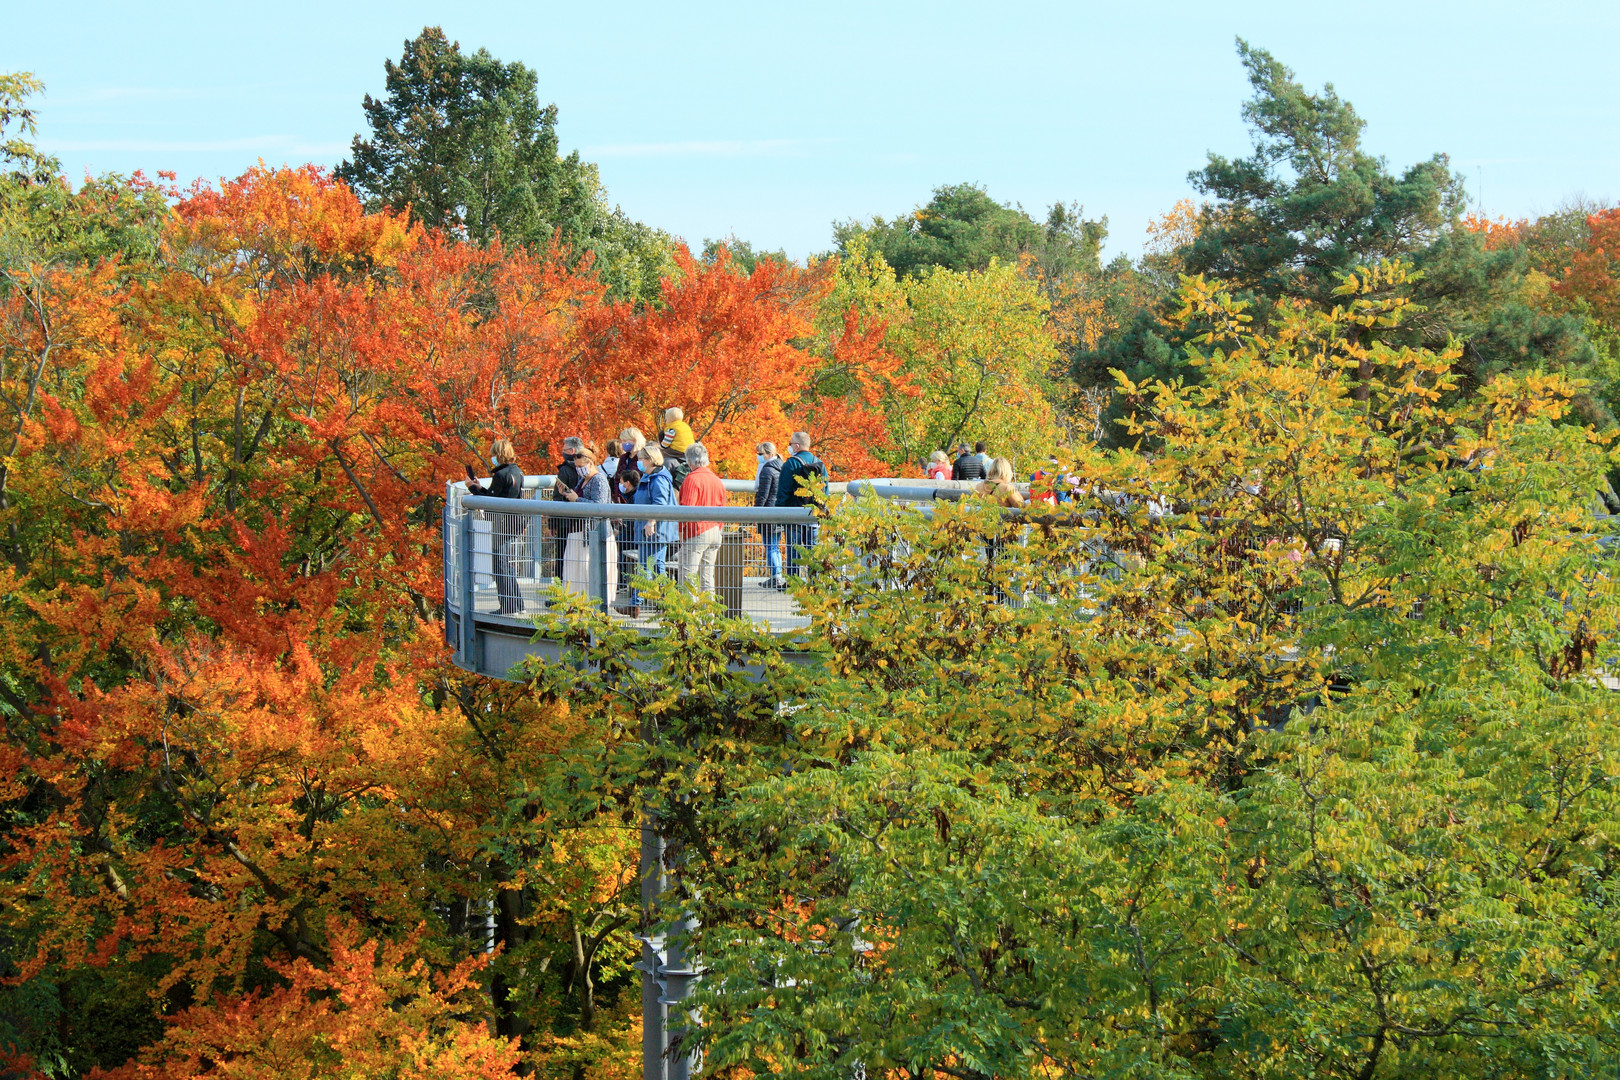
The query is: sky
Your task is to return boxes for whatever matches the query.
[5,0,1617,261]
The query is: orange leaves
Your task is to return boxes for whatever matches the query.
[93,919,519,1080]
[0,164,901,1074]
[1460,212,1529,252]
[174,164,420,281]
[1557,206,1620,323]
[578,245,831,476]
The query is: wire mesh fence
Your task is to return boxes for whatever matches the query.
[446,479,817,632]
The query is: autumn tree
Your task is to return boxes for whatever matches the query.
[533,260,1620,1078]
[0,163,657,1075]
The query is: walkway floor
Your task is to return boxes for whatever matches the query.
[467,573,812,634]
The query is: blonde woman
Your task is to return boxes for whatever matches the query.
[614,426,647,504]
[925,449,951,482]
[976,457,1025,508]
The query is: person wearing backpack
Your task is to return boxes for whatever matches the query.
[773,430,826,585]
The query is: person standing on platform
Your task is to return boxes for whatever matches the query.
[925,450,951,481]
[612,427,646,503]
[615,445,677,618]
[464,438,526,615]
[973,441,993,474]
[677,442,726,595]
[952,442,985,481]
[545,437,584,580]
[773,431,826,584]
[754,441,784,589]
[554,442,617,601]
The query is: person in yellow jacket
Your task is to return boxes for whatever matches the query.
[659,407,695,455]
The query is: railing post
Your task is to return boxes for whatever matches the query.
[442,502,453,649]
[639,802,667,1080]
[593,517,611,613]
[459,507,476,669]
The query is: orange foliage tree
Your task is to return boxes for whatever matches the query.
[0,165,889,1074]
[1558,207,1620,324]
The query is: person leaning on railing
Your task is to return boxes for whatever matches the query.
[615,444,678,618]
[463,438,526,616]
[678,442,726,596]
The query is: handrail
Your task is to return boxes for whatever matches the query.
[498,474,763,495]
[459,494,815,524]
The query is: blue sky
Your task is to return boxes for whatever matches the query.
[6,0,1617,260]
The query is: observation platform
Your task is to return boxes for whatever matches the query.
[443,474,959,679]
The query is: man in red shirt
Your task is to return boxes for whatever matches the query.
[677,442,727,595]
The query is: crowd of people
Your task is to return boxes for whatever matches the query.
[465,408,826,617]
[463,410,1086,618]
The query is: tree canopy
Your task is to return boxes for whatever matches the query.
[1074,40,1596,444]
[835,181,1107,281]
[337,27,673,305]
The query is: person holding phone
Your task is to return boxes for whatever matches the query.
[465,439,525,615]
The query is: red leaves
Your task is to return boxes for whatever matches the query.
[0,166,903,1075]
[1557,207,1620,323]
[93,919,519,1080]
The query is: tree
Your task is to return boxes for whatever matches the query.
[815,238,1062,468]
[1075,41,1592,443]
[337,28,673,306]
[0,72,56,184]
[835,182,1106,282]
[1184,40,1457,305]
[532,261,1620,1078]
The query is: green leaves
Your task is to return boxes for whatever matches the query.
[526,272,1620,1076]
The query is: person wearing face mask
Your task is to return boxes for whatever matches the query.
[463,438,526,615]
[753,441,784,589]
[615,444,678,618]
[556,441,617,600]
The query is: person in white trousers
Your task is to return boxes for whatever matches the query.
[677,442,726,595]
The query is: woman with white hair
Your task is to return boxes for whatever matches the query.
[676,442,727,595]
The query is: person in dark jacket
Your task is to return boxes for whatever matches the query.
[545,436,584,579]
[773,431,825,584]
[465,438,526,615]
[951,443,985,481]
[754,441,784,588]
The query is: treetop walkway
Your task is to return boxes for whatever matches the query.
[443,474,984,679]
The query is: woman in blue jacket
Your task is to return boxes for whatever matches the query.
[617,444,678,617]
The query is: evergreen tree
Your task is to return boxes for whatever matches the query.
[834,182,1106,281]
[1075,40,1592,441]
[337,28,672,304]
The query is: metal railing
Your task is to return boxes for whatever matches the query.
[444,477,818,650]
